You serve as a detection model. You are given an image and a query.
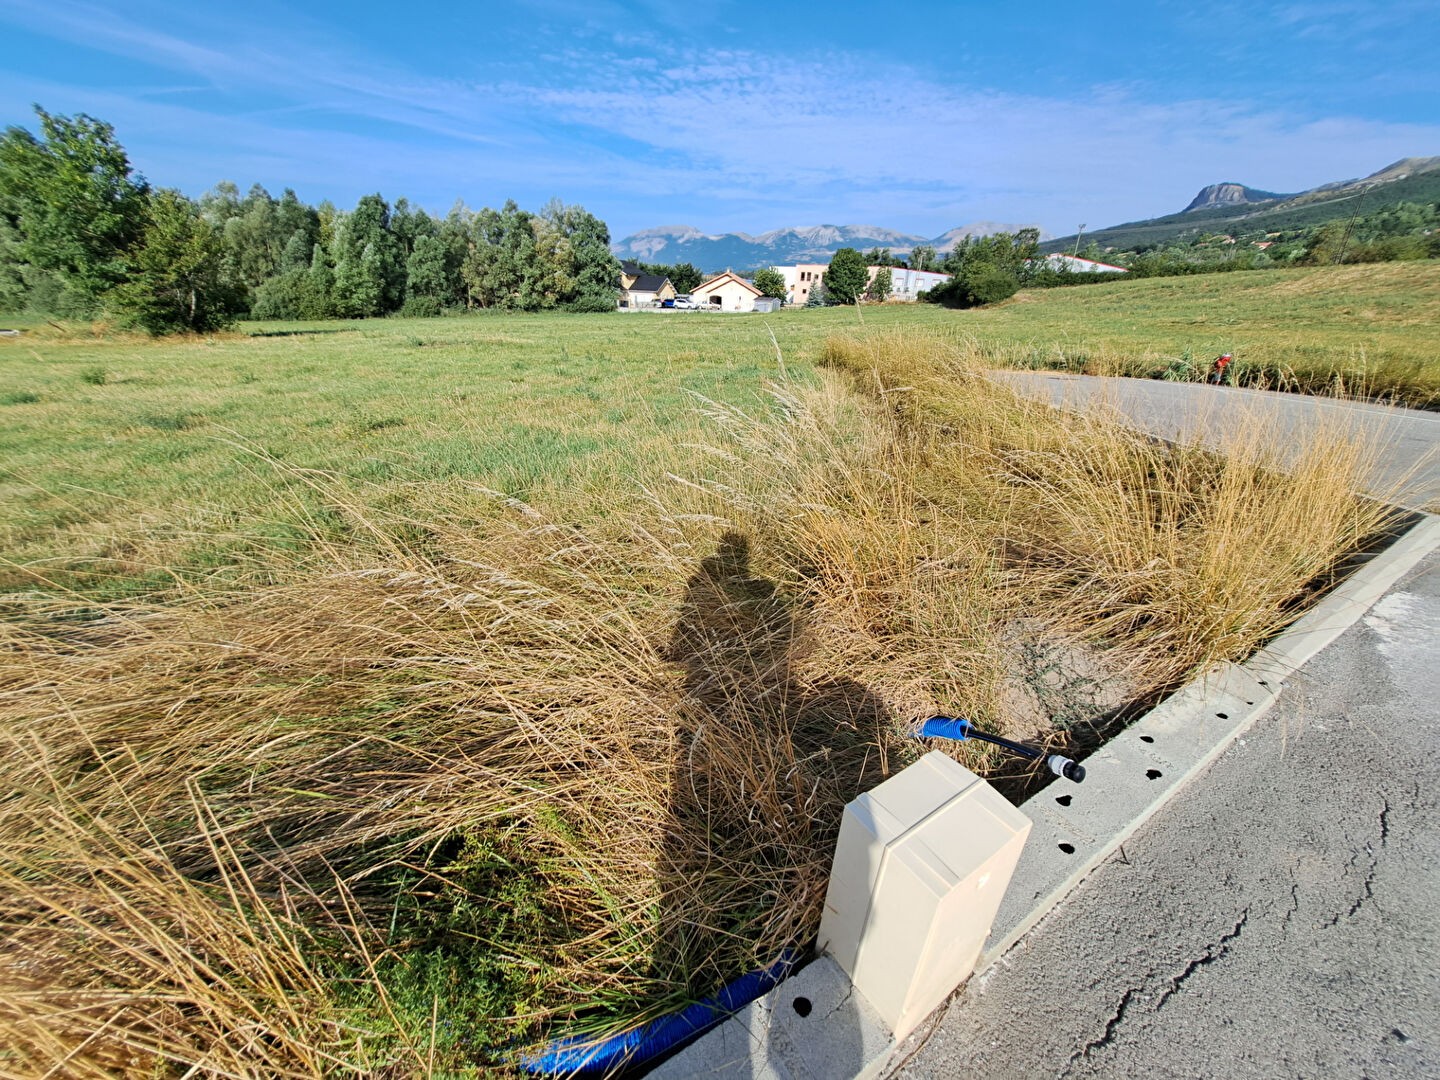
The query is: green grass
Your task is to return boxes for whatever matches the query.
[949,261,1440,405]
[0,310,841,594]
[3,262,1437,598]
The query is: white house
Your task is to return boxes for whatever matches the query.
[865,266,951,301]
[692,271,763,312]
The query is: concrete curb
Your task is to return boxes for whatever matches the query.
[655,512,1440,1079]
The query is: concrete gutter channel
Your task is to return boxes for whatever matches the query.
[654,511,1440,1080]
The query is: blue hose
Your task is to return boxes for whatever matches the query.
[520,950,800,1076]
[920,716,972,741]
[920,715,1086,783]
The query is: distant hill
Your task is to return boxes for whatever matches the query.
[612,221,1048,271]
[1043,156,1440,254]
[1184,183,1293,212]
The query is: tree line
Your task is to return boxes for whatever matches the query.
[0,107,621,333]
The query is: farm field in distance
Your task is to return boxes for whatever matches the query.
[0,260,1431,1073]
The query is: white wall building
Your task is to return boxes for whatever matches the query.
[866,266,952,301]
[692,271,763,312]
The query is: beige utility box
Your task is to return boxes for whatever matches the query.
[818,751,1031,1040]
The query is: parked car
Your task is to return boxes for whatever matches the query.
[674,295,694,309]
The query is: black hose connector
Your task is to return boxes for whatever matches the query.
[1048,755,1086,784]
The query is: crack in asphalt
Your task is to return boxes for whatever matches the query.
[1067,986,1142,1070]
[1154,909,1249,1013]
[1066,909,1249,1072]
[1323,797,1390,927]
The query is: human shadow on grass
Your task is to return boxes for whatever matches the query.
[645,530,892,1075]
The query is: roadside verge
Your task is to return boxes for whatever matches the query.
[654,511,1440,1080]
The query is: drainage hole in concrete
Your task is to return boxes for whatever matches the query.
[1245,700,1254,705]
[1146,769,1163,780]
[1258,680,1269,687]
[1058,842,1076,854]
[792,997,812,1018]
[1216,712,1229,719]
[1139,735,1155,744]
[1055,794,1072,807]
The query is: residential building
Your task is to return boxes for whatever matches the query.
[618,261,676,309]
[774,263,829,306]
[865,265,951,301]
[692,271,763,312]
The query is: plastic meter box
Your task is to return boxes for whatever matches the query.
[818,751,1031,1039]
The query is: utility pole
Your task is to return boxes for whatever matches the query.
[1334,185,1374,265]
[1072,224,1086,259]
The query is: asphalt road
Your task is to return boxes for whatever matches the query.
[990,372,1440,511]
[894,547,1440,1080]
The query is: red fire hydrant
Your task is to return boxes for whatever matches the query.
[1208,353,1233,385]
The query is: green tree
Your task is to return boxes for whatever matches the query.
[279,228,313,274]
[275,188,318,252]
[463,200,538,309]
[753,267,787,300]
[200,181,242,227]
[668,261,703,294]
[959,263,1018,305]
[0,216,25,311]
[864,247,897,267]
[537,200,620,312]
[221,184,288,299]
[403,233,455,315]
[909,244,937,272]
[304,243,334,317]
[331,194,403,317]
[110,189,243,334]
[866,265,892,302]
[823,247,869,305]
[390,198,437,262]
[0,106,151,313]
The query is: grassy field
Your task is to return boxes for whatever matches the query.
[3,262,1437,598]
[951,260,1440,405]
[0,265,1425,1074]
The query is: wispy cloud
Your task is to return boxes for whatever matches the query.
[2,0,1437,237]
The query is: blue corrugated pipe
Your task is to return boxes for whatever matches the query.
[520,949,800,1076]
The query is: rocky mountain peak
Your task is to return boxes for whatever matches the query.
[1183,183,1288,213]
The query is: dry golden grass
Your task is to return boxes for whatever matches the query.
[0,330,1399,1074]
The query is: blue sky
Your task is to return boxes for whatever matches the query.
[1,0,1437,241]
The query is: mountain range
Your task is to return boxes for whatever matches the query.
[614,156,1440,270]
[611,221,1048,271]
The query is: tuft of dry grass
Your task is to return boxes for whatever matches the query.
[820,330,1398,687]
[0,329,1399,1073]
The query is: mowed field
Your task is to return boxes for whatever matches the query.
[1,311,838,595]
[3,261,1438,599]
